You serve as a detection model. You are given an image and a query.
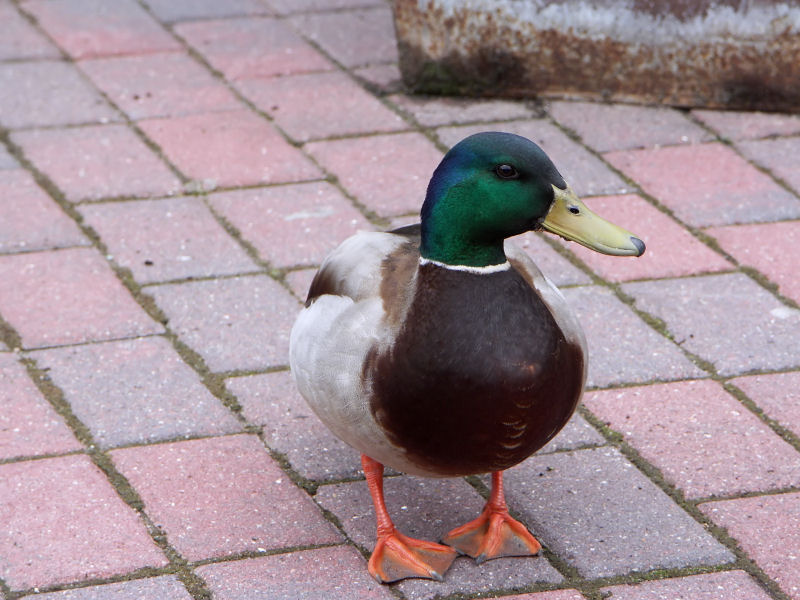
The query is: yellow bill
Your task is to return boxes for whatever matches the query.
[542,185,645,257]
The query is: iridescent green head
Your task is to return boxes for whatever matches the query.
[420,132,644,267]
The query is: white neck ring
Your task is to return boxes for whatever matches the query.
[418,257,511,274]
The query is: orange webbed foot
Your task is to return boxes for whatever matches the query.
[442,471,541,564]
[442,505,541,563]
[368,529,458,583]
[361,454,458,583]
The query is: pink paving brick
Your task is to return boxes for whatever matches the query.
[0,170,88,254]
[549,101,713,152]
[562,195,732,281]
[706,220,800,304]
[0,3,60,60]
[305,133,442,215]
[583,379,800,499]
[237,71,407,142]
[197,546,392,600]
[700,492,800,600]
[146,275,299,372]
[138,110,321,188]
[738,136,800,195]
[291,7,398,68]
[79,196,257,284]
[209,181,374,268]
[110,434,341,561]
[31,575,192,600]
[141,0,271,22]
[174,17,333,81]
[0,247,163,349]
[605,143,800,227]
[0,61,119,129]
[12,125,182,202]
[226,370,362,481]
[692,108,800,140]
[22,0,180,59]
[31,337,242,449]
[79,52,242,120]
[0,353,81,460]
[601,570,772,600]
[438,121,628,197]
[733,371,800,439]
[0,454,167,591]
[390,94,534,127]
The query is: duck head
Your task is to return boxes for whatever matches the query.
[421,132,645,267]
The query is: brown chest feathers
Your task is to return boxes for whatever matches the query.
[364,262,584,476]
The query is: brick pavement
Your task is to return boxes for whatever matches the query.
[0,1,798,599]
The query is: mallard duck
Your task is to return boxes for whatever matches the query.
[290,132,644,583]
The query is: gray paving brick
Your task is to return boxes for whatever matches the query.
[563,286,706,388]
[500,592,586,600]
[549,101,713,152]
[539,412,605,454]
[31,337,242,449]
[225,370,362,481]
[32,575,192,600]
[141,0,270,22]
[504,447,734,577]
[0,143,18,169]
[390,93,534,128]
[291,7,397,69]
[315,476,563,599]
[601,570,772,600]
[0,3,60,61]
[0,61,119,129]
[622,273,800,376]
[146,275,300,372]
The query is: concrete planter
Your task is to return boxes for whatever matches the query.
[392,0,800,111]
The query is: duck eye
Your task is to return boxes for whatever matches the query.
[568,205,580,215]
[495,164,518,179]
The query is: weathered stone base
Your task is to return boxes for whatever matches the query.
[392,0,800,112]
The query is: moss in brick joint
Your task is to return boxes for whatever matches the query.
[0,314,22,351]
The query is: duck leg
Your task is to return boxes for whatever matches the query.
[361,454,458,583]
[442,471,541,563]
